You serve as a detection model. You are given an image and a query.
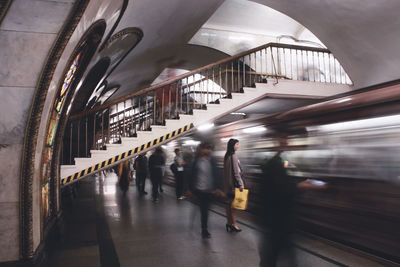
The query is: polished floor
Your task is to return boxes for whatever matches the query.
[45,171,386,267]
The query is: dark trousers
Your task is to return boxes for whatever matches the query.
[259,216,294,267]
[175,171,184,198]
[194,191,212,230]
[150,170,162,200]
[136,172,147,193]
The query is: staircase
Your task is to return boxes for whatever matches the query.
[61,43,353,186]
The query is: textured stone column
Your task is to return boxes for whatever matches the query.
[0,0,73,262]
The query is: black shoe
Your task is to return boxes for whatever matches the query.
[142,191,148,195]
[159,188,164,193]
[226,224,233,232]
[201,230,211,238]
[230,225,242,232]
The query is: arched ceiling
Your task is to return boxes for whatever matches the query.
[252,0,400,89]
[72,0,400,107]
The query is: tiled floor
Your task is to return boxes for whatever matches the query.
[45,171,387,267]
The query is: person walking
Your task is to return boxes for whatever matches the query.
[223,138,244,232]
[148,148,165,202]
[118,160,131,196]
[135,152,148,195]
[259,131,326,266]
[173,148,186,200]
[187,142,222,238]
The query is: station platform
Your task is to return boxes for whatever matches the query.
[45,171,388,267]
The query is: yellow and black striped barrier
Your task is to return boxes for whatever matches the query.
[61,123,194,186]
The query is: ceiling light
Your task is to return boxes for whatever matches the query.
[183,140,201,146]
[197,123,214,132]
[242,126,267,133]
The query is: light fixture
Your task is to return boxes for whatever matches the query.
[197,123,214,132]
[242,126,267,133]
[306,114,400,133]
[183,140,201,146]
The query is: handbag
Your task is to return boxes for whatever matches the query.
[231,188,249,210]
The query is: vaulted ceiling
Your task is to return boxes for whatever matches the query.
[74,0,400,111]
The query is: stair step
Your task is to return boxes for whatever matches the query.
[218,98,233,103]
[205,103,222,109]
[121,137,138,143]
[107,143,123,147]
[151,125,167,130]
[90,149,109,155]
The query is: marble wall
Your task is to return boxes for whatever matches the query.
[0,0,73,262]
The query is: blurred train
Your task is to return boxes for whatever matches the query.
[162,81,400,264]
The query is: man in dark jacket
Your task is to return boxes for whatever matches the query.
[259,131,326,266]
[135,152,148,195]
[148,148,165,202]
[187,142,223,238]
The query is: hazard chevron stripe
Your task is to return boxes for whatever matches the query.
[61,123,194,186]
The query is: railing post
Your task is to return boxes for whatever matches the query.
[138,96,141,131]
[211,67,214,103]
[243,56,246,87]
[231,61,233,94]
[179,79,182,116]
[271,47,278,84]
[169,85,172,119]
[93,113,96,149]
[224,63,227,96]
[192,75,195,111]
[145,93,149,129]
[249,53,252,86]
[153,90,156,126]
[131,98,135,136]
[101,111,104,148]
[186,77,189,114]
[70,122,73,164]
[162,87,165,124]
[85,117,88,157]
[219,65,222,100]
[77,119,80,157]
[107,108,110,144]
[237,59,240,91]
[123,100,126,137]
[175,82,178,118]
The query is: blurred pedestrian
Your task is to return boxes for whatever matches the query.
[149,148,165,202]
[259,132,325,266]
[173,148,186,200]
[135,152,148,195]
[159,148,166,193]
[118,161,131,196]
[187,142,222,238]
[223,138,244,232]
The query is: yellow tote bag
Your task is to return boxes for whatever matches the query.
[232,188,249,210]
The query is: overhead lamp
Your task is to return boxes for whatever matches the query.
[197,123,214,132]
[183,140,201,146]
[306,114,400,133]
[242,126,267,133]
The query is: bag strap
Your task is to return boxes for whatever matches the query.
[231,154,238,187]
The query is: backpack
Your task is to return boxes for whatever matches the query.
[170,162,178,174]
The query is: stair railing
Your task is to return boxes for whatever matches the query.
[61,43,352,165]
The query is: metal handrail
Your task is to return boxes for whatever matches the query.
[62,42,352,165]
